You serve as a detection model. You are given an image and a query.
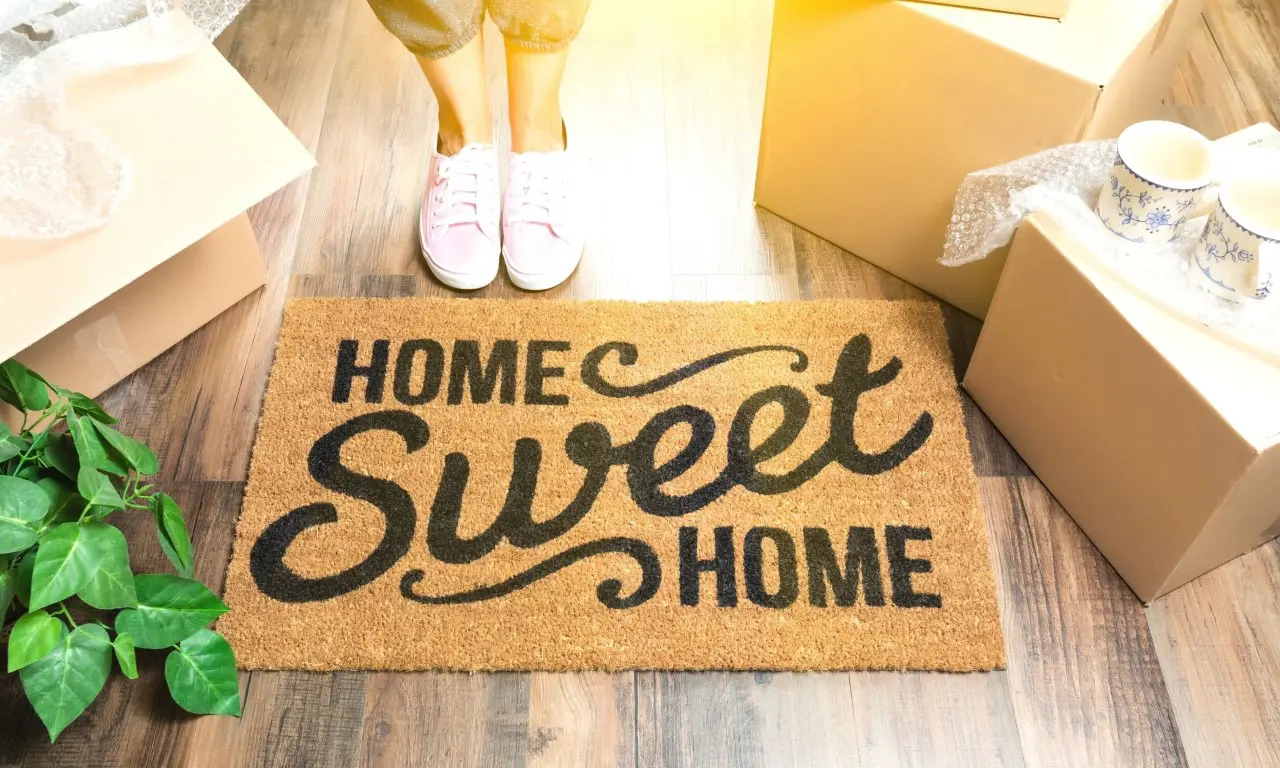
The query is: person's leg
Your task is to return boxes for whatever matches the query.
[418,34,493,154]
[493,0,589,151]
[504,44,568,153]
[491,0,591,290]
[365,0,492,154]
[365,0,502,289]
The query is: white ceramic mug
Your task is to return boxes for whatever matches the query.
[1191,176,1279,303]
[1097,121,1218,243]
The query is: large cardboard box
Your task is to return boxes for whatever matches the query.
[964,212,1280,602]
[0,15,314,423]
[755,0,1203,318]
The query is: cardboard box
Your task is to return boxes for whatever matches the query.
[964,212,1280,602]
[755,0,1203,318]
[0,14,314,423]
[921,0,1071,19]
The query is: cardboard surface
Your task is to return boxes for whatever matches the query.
[0,13,315,364]
[964,212,1280,601]
[916,0,1071,20]
[7,215,265,423]
[755,0,1203,318]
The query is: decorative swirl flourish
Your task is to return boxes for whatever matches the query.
[400,537,662,609]
[581,342,808,398]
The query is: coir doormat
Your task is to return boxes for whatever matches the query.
[220,299,1004,671]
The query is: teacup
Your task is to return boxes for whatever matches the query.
[1097,121,1217,244]
[1191,176,1279,303]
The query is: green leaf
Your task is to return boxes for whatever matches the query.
[54,388,117,425]
[0,476,49,554]
[90,421,157,476]
[19,623,111,741]
[29,523,109,611]
[0,424,24,463]
[36,477,84,525]
[14,464,42,482]
[7,609,66,672]
[77,524,135,610]
[151,494,194,578]
[115,574,228,649]
[66,411,128,477]
[76,467,124,511]
[15,551,34,607]
[0,360,51,413]
[112,632,137,679]
[0,476,50,522]
[42,433,80,481]
[164,629,240,716]
[0,518,37,553]
[0,559,17,619]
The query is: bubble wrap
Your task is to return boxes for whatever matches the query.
[941,140,1280,361]
[0,0,250,239]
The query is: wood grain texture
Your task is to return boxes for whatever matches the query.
[1146,540,1280,768]
[526,673,635,767]
[3,0,1279,764]
[981,477,1188,768]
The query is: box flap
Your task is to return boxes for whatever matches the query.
[907,0,1174,87]
[1032,213,1280,448]
[915,0,1072,19]
[0,12,315,363]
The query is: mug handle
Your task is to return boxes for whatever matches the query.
[1255,241,1277,299]
[1188,183,1221,220]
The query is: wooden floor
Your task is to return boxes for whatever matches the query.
[2,0,1279,764]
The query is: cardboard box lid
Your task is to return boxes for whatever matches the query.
[1030,212,1280,449]
[0,13,315,363]
[909,0,1177,87]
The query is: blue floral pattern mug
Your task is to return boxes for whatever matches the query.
[1191,177,1280,303]
[1097,121,1218,244]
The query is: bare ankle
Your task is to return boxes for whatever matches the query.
[438,132,492,156]
[511,113,566,153]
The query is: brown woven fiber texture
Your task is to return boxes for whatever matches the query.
[219,298,1004,671]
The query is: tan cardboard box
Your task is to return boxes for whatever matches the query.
[755,0,1203,318]
[964,212,1280,602]
[0,14,314,424]
[921,0,1071,18]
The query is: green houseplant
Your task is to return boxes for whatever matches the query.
[0,359,240,741]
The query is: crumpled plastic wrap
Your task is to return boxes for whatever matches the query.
[0,0,250,239]
[941,140,1280,361]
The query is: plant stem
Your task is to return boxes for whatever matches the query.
[12,430,48,475]
[54,602,78,629]
[24,405,55,435]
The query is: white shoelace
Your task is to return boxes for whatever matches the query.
[431,144,496,230]
[508,152,570,228]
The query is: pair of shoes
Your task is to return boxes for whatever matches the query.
[419,140,583,291]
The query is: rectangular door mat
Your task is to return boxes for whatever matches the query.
[220,299,1004,671]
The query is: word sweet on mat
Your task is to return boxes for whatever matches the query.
[248,336,940,610]
[221,299,1003,671]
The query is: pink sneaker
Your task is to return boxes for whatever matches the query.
[419,143,500,290]
[502,145,585,291]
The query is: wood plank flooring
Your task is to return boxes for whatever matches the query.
[2,0,1278,764]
